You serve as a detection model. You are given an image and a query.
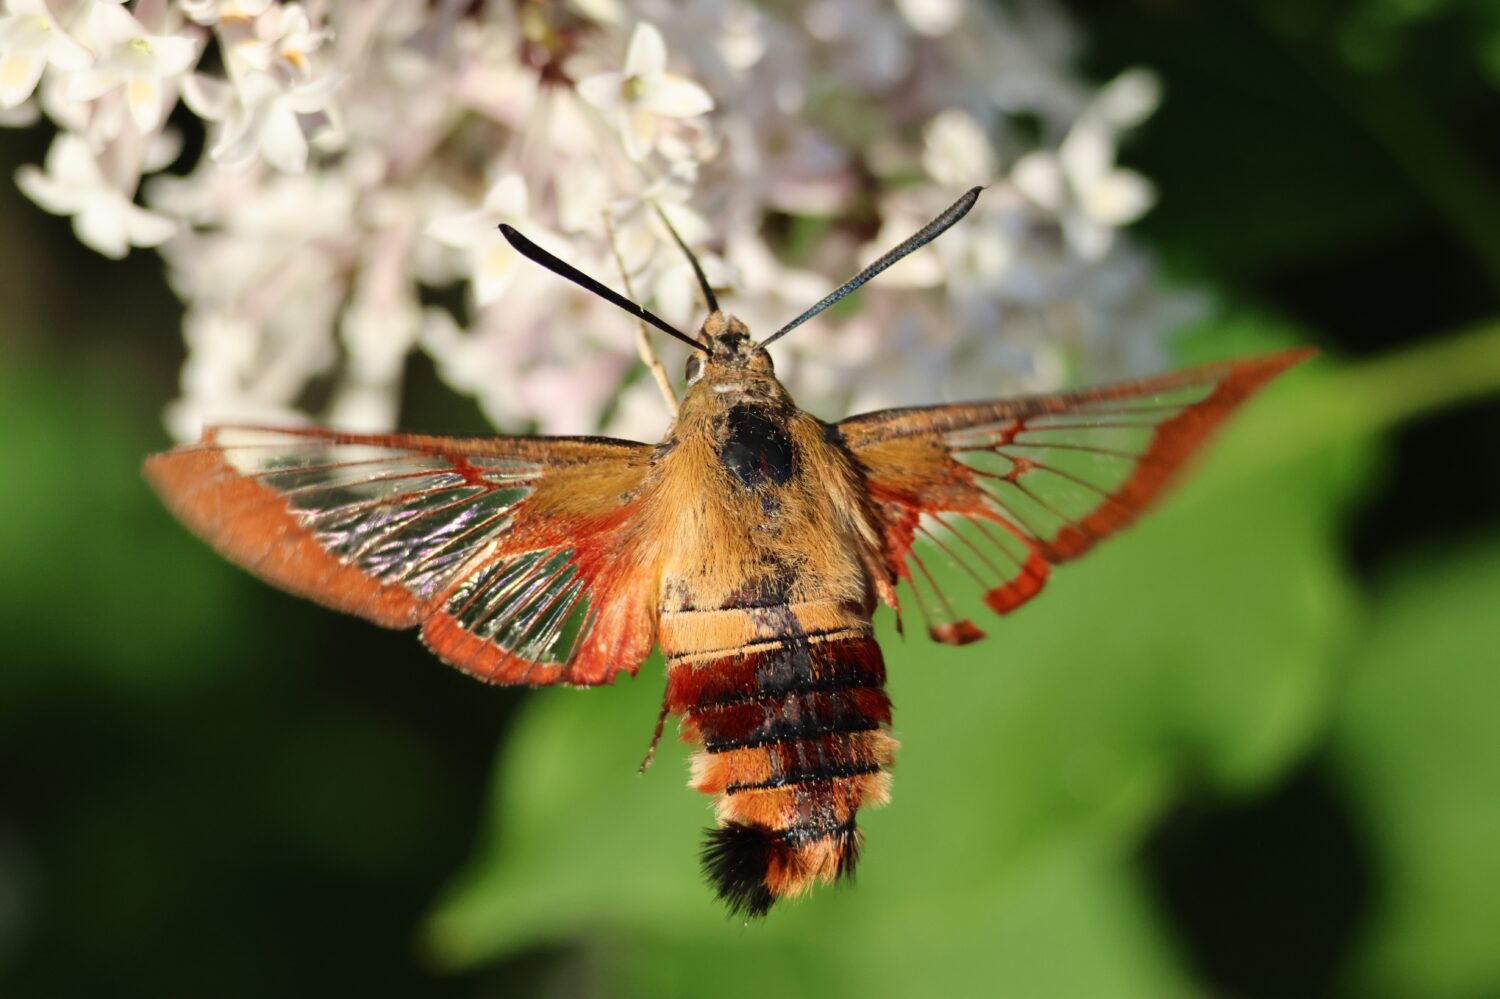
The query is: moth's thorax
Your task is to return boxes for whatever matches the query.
[678,372,793,430]
[650,334,883,630]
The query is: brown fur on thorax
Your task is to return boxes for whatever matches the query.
[646,312,886,619]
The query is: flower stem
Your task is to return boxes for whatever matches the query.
[602,211,679,417]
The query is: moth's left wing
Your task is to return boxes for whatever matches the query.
[145,426,658,686]
[838,348,1313,644]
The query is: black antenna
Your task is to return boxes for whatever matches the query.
[498,224,704,351]
[761,186,983,346]
[652,203,719,314]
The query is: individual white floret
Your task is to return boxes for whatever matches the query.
[17,130,175,257]
[65,1,198,133]
[577,22,713,161]
[0,0,91,109]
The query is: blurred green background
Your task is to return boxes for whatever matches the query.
[4,2,1500,996]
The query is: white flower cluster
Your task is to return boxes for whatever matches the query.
[4,0,1199,441]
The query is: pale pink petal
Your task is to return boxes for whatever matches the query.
[895,0,963,36]
[0,51,44,108]
[258,103,307,172]
[209,108,260,164]
[575,70,623,112]
[1081,168,1155,227]
[640,75,712,118]
[7,0,53,19]
[472,242,519,305]
[180,72,232,119]
[922,108,994,187]
[0,19,26,50]
[45,27,92,71]
[47,133,106,187]
[654,199,709,243]
[570,0,621,23]
[623,22,666,78]
[234,69,278,106]
[1061,214,1113,261]
[652,263,697,326]
[65,68,121,103]
[324,378,399,433]
[125,74,164,132]
[341,293,422,382]
[89,2,145,49]
[226,36,273,72]
[622,107,655,160]
[178,0,219,25]
[480,172,527,217]
[1058,123,1111,188]
[554,163,610,233]
[150,33,199,77]
[178,0,218,25]
[285,71,342,114]
[1011,151,1065,211]
[122,201,176,246]
[16,161,84,214]
[425,208,494,250]
[1094,69,1161,130]
[143,126,183,170]
[73,201,132,258]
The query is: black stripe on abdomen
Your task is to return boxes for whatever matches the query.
[667,624,893,917]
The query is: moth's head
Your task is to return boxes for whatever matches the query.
[685,312,773,386]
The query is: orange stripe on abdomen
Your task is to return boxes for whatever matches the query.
[662,607,894,917]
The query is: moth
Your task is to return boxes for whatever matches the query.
[145,188,1310,917]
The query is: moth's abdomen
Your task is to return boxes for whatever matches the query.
[661,602,895,917]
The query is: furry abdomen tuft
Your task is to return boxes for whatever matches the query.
[663,606,893,916]
[701,822,782,918]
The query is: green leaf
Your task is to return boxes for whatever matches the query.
[0,356,244,715]
[1333,539,1500,997]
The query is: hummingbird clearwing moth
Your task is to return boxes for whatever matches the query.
[145,187,1312,918]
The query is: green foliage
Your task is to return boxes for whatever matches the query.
[0,357,241,707]
[0,348,523,996]
[1333,539,1500,996]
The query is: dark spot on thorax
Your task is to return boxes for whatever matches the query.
[721,406,795,490]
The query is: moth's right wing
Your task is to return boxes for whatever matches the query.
[145,426,658,687]
[838,349,1313,643]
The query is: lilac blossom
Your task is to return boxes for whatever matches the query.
[0,0,91,109]
[5,0,1199,444]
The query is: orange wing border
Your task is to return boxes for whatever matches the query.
[145,425,658,687]
[839,348,1314,642]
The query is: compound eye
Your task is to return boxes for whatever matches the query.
[685,353,705,385]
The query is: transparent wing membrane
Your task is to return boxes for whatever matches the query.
[145,425,654,686]
[950,384,1213,561]
[444,549,592,666]
[841,350,1311,644]
[213,431,542,601]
